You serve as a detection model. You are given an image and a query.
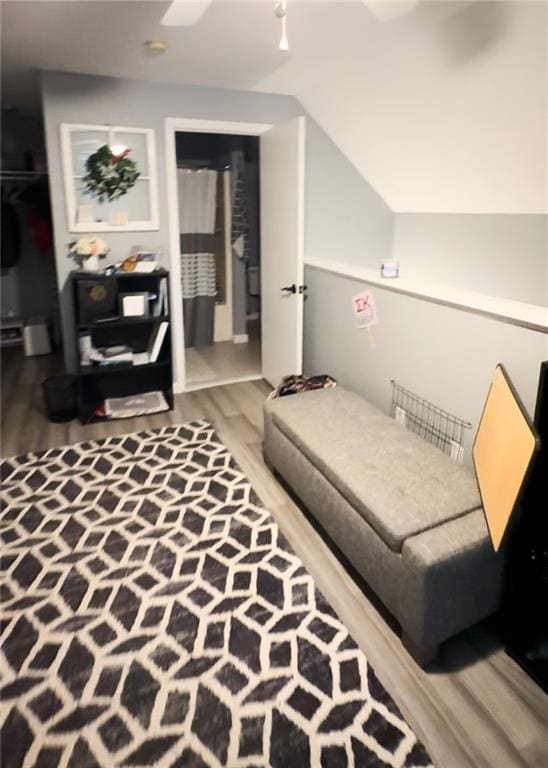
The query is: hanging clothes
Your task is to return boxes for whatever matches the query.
[1,201,21,269]
[21,179,53,253]
[178,168,218,348]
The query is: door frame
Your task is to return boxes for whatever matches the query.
[165,117,272,392]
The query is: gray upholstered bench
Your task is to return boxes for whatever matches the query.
[263,386,504,665]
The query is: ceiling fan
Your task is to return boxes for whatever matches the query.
[161,0,504,63]
[161,0,419,28]
[161,0,290,50]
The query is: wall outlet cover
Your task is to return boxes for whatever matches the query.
[394,406,407,426]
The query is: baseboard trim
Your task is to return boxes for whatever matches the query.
[233,334,249,344]
[185,373,262,392]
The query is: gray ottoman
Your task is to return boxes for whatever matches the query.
[263,387,504,665]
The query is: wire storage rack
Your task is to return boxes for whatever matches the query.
[389,380,472,463]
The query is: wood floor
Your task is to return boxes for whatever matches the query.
[186,319,261,388]
[185,336,261,388]
[2,349,547,768]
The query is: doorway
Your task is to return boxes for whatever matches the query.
[165,116,305,393]
[175,131,261,390]
[1,108,61,378]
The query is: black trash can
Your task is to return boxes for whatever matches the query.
[42,375,78,422]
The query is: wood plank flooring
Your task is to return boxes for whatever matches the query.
[185,320,261,388]
[186,337,261,388]
[2,349,547,768]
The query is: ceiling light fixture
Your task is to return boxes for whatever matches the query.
[274,1,289,52]
[144,39,168,54]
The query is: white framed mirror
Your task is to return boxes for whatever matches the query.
[60,123,159,232]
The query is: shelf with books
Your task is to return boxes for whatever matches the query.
[71,269,173,424]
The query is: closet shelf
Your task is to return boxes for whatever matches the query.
[305,256,548,334]
[78,360,170,375]
[77,316,169,330]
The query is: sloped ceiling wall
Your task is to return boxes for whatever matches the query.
[255,1,547,215]
[3,1,545,215]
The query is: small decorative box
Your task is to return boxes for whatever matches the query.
[380,260,400,278]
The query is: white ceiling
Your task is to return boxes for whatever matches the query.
[254,0,548,213]
[2,1,546,213]
[1,2,490,107]
[1,0,325,104]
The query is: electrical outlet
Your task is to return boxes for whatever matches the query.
[394,406,407,426]
[449,440,464,463]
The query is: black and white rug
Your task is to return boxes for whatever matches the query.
[0,422,433,768]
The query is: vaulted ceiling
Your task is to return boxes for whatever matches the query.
[2,1,546,213]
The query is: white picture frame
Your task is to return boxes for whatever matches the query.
[60,123,160,232]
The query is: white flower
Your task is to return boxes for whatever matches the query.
[71,236,109,258]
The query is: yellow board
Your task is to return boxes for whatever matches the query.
[473,366,537,551]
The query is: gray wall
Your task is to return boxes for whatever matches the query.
[305,119,394,267]
[392,213,547,305]
[302,140,546,463]
[41,70,393,368]
[303,266,546,464]
[41,71,299,368]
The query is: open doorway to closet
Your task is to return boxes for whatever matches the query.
[176,131,261,389]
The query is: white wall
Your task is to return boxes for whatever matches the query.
[257,0,547,215]
[296,2,548,460]
[392,213,547,305]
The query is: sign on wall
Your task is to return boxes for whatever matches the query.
[352,290,378,328]
[352,289,378,349]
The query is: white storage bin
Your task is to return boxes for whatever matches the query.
[23,322,51,356]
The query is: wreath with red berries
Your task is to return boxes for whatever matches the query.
[82,145,140,203]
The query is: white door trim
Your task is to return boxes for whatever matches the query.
[295,116,306,375]
[164,117,273,393]
[260,116,306,386]
[213,171,233,343]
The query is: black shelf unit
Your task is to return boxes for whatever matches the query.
[502,361,548,692]
[71,269,173,424]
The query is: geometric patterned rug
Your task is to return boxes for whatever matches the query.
[0,422,434,768]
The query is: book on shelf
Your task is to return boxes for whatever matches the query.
[133,321,169,366]
[152,277,169,317]
[104,391,169,419]
[161,278,169,314]
[86,345,134,366]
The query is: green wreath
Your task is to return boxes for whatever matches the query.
[82,145,140,203]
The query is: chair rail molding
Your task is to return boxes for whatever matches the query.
[305,256,548,334]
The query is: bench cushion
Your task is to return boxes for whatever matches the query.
[265,387,481,552]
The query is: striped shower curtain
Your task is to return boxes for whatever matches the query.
[178,168,218,348]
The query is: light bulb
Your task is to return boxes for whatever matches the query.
[279,11,289,51]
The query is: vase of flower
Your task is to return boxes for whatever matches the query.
[83,254,100,272]
[70,236,109,272]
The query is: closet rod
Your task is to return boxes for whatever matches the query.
[176,163,231,171]
[0,170,48,181]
